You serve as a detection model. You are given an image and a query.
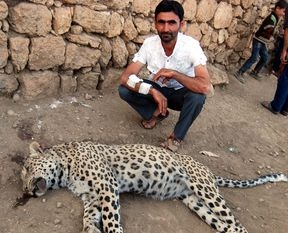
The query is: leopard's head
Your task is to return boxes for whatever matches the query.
[21,142,58,197]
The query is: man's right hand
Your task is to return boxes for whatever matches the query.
[150,88,168,116]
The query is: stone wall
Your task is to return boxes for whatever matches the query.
[0,0,279,99]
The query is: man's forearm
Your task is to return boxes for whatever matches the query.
[283,29,288,52]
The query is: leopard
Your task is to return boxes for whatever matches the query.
[20,141,288,233]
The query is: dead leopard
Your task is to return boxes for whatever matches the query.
[18,141,288,233]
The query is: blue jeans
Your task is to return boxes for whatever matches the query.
[239,39,269,74]
[271,65,288,112]
[118,80,206,140]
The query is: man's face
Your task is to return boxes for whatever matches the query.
[275,7,286,18]
[155,12,183,43]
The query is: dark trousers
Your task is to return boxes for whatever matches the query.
[239,39,269,74]
[271,65,288,112]
[118,80,206,140]
[272,36,284,72]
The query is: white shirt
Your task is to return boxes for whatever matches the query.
[132,32,207,89]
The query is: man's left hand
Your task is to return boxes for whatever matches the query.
[152,68,176,84]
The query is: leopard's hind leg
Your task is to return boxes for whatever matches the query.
[182,185,248,233]
[181,194,229,232]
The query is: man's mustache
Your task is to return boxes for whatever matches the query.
[160,32,173,36]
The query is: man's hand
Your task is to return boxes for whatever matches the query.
[280,49,288,64]
[152,65,211,95]
[152,68,175,84]
[150,88,168,115]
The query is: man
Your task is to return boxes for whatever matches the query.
[261,2,288,116]
[118,0,211,152]
[234,0,287,83]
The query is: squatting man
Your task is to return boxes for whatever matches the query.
[118,0,211,152]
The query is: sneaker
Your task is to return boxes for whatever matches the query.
[250,70,261,80]
[234,71,245,83]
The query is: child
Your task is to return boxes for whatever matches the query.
[234,0,287,83]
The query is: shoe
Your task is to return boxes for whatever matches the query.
[250,70,261,80]
[261,101,278,114]
[280,110,288,116]
[140,111,169,129]
[234,71,245,83]
[160,136,181,152]
[271,70,279,78]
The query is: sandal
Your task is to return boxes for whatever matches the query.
[160,136,181,152]
[140,111,169,130]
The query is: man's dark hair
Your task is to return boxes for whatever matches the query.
[275,0,287,9]
[155,0,184,21]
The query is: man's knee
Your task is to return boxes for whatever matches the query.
[118,85,130,100]
[185,92,206,106]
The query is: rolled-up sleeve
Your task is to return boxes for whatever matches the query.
[132,41,148,64]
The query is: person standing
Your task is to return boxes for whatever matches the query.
[234,0,287,83]
[261,3,288,116]
[118,0,211,152]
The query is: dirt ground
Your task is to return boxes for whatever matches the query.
[0,70,287,233]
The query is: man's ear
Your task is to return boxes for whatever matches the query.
[180,20,185,32]
[29,142,44,157]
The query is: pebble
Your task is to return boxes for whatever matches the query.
[256,147,264,152]
[259,198,265,202]
[12,121,19,128]
[269,151,279,157]
[12,93,20,102]
[54,219,61,225]
[42,198,47,203]
[56,202,63,208]
[85,93,93,100]
[279,148,286,153]
[7,110,17,116]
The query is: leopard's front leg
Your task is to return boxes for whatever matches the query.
[98,184,123,233]
[81,194,103,233]
[81,182,123,233]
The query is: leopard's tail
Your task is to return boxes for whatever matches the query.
[215,173,288,188]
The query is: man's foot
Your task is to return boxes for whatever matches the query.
[250,70,261,80]
[160,136,181,152]
[280,110,288,116]
[140,111,169,129]
[234,71,245,83]
[261,101,278,114]
[271,70,279,78]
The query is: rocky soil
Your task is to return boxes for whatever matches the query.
[0,71,287,233]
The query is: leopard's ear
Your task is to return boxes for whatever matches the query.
[32,177,47,196]
[29,141,44,157]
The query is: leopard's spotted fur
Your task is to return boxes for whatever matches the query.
[21,141,288,233]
